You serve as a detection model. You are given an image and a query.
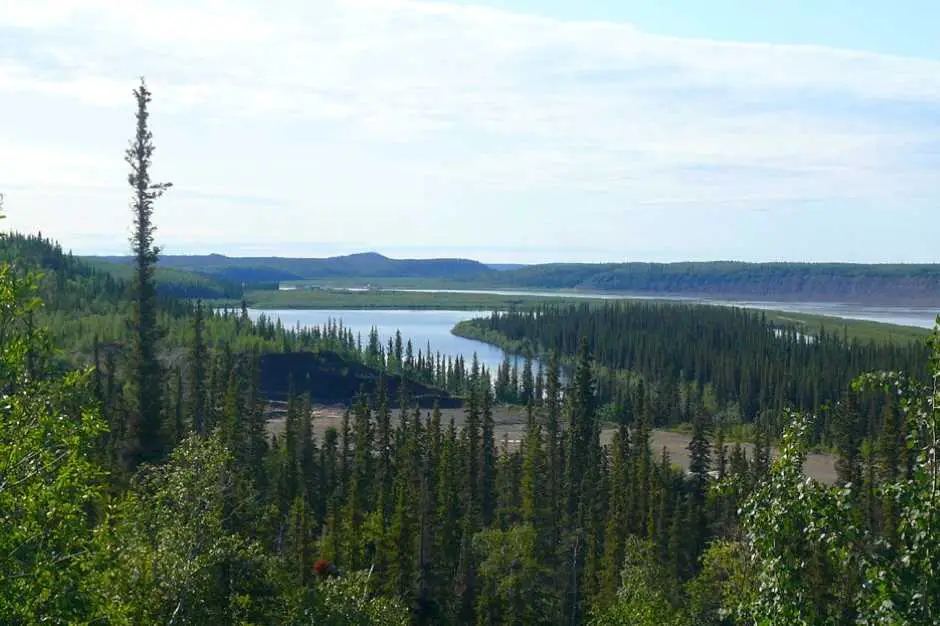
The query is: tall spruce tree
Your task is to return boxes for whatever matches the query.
[188,300,208,435]
[481,375,497,527]
[544,351,562,543]
[375,375,394,529]
[125,77,172,469]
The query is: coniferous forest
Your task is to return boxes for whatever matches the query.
[2,80,940,625]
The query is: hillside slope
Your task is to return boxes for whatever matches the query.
[494,261,940,305]
[0,234,248,303]
[88,251,493,282]
[86,252,940,305]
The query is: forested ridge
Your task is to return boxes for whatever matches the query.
[1,232,254,303]
[3,80,940,625]
[89,250,940,305]
[489,261,940,305]
[88,251,491,283]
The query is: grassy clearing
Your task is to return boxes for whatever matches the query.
[758,309,930,344]
[244,288,603,310]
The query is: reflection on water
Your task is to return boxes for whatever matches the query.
[246,308,534,375]
[247,296,936,393]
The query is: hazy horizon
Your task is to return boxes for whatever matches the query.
[3,1,939,264]
[78,246,940,267]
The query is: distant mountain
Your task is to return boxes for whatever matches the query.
[87,251,494,283]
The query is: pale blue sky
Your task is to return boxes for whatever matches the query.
[1,0,938,263]
[447,1,940,60]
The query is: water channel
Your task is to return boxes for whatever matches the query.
[249,293,937,379]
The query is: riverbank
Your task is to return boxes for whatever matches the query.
[245,287,935,342]
[451,310,930,346]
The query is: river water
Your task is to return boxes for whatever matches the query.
[394,289,939,329]
[246,308,521,375]
[248,295,936,376]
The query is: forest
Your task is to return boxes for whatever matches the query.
[454,304,931,444]
[2,79,940,625]
[487,261,940,305]
[88,253,940,306]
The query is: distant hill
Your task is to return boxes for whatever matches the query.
[87,251,494,283]
[492,261,940,306]
[82,257,254,300]
[83,253,940,305]
[487,263,527,271]
[0,233,246,307]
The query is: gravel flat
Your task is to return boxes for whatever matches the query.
[266,403,837,484]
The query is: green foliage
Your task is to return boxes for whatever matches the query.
[590,538,689,626]
[473,525,558,625]
[685,541,756,626]
[289,570,411,625]
[89,250,490,283]
[5,121,940,624]
[124,78,171,470]
[735,326,940,624]
[492,260,940,305]
[245,287,600,311]
[852,331,940,624]
[736,411,859,624]
[93,433,276,624]
[86,257,250,299]
[456,304,928,437]
[0,265,107,623]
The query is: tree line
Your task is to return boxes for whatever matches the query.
[455,305,929,443]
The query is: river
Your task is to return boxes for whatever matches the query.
[393,289,940,329]
[246,308,523,375]
[248,295,936,377]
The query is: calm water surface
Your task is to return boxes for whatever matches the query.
[394,289,939,329]
[248,294,937,377]
[247,308,527,374]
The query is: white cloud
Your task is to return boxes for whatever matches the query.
[0,0,938,261]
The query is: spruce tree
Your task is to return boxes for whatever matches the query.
[387,418,417,601]
[600,423,630,604]
[457,356,482,622]
[188,300,208,435]
[544,351,562,542]
[299,392,318,518]
[631,379,653,535]
[688,404,712,492]
[344,393,373,569]
[375,375,394,529]
[879,397,900,541]
[169,366,184,447]
[520,402,546,530]
[125,77,172,469]
[481,377,497,527]
[221,364,244,457]
[535,360,544,405]
[281,378,301,511]
[522,353,534,405]
[566,338,596,519]
[434,418,462,614]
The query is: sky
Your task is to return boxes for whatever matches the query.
[1,0,938,264]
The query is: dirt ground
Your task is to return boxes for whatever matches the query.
[266,403,837,485]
